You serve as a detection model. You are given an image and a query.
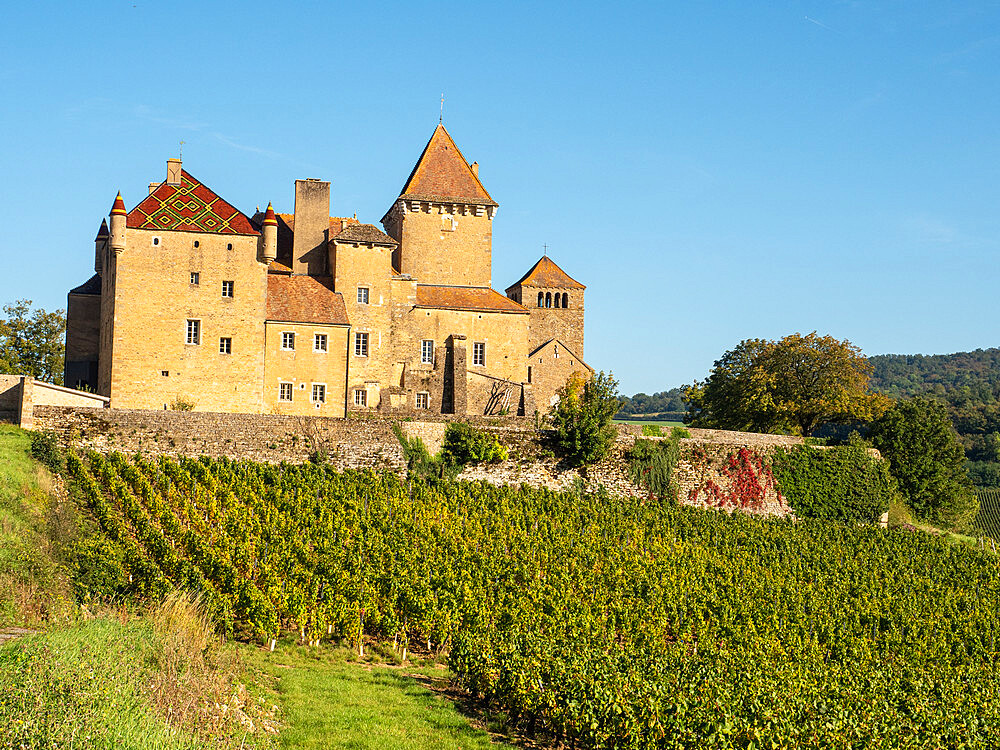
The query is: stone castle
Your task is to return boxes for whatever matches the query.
[64,124,591,418]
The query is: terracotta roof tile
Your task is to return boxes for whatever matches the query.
[272,213,359,234]
[415,285,529,315]
[506,256,585,292]
[69,274,101,296]
[266,274,350,325]
[127,170,257,235]
[332,223,398,246]
[398,124,497,206]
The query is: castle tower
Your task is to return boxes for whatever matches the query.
[109,192,127,252]
[506,256,586,359]
[381,124,497,287]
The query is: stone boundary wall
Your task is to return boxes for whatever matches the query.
[34,406,821,518]
[0,375,110,428]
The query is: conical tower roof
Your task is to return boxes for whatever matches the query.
[262,202,277,226]
[398,124,496,206]
[110,191,127,216]
[95,219,109,240]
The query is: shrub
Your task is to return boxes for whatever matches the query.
[772,434,898,523]
[628,433,681,501]
[440,422,507,465]
[169,397,195,411]
[29,430,63,474]
[550,371,620,467]
[641,424,663,437]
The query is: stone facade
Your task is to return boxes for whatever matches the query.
[66,124,589,418]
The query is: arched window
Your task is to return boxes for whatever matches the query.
[545,292,552,308]
[553,294,560,308]
[537,292,544,307]
[562,293,569,308]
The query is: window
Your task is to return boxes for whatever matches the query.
[193,240,199,248]
[226,243,233,251]
[161,370,169,377]
[222,280,234,298]
[527,366,532,383]
[415,392,429,409]
[537,292,544,307]
[279,382,293,402]
[281,331,295,350]
[554,294,561,308]
[420,339,434,364]
[219,337,232,354]
[357,287,370,304]
[311,384,326,403]
[355,332,369,357]
[354,389,367,407]
[562,293,569,308]
[190,272,200,285]
[152,236,160,246]
[185,319,200,345]
[545,292,552,308]
[473,342,486,366]
[314,333,328,352]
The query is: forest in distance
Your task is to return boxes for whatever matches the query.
[617,347,1000,487]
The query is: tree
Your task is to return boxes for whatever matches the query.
[550,371,620,467]
[0,299,66,384]
[686,332,890,436]
[869,397,978,530]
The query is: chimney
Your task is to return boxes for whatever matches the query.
[166,158,182,186]
[148,182,160,195]
[291,178,331,275]
[471,161,479,178]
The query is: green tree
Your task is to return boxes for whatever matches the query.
[550,370,620,467]
[0,299,66,384]
[686,332,890,436]
[869,396,978,530]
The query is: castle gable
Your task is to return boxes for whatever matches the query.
[127,170,257,235]
[507,256,585,292]
[398,124,497,206]
[266,275,350,325]
[415,285,529,315]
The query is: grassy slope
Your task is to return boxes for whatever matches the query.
[246,643,513,750]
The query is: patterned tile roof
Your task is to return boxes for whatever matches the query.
[332,223,398,246]
[506,256,585,292]
[127,170,257,235]
[69,273,102,296]
[398,124,497,206]
[266,274,350,326]
[415,285,529,315]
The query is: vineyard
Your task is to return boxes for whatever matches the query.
[65,450,1000,749]
[977,488,1000,543]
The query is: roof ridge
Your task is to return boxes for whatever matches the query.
[396,124,496,206]
[506,256,586,291]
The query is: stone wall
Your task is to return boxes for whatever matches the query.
[32,405,812,518]
[0,375,21,423]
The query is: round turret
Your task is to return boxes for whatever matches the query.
[261,202,278,263]
[109,191,127,252]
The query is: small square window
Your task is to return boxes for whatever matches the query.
[279,382,293,402]
[420,339,434,364]
[226,243,233,251]
[314,333,328,352]
[472,342,486,366]
[222,280,234,298]
[354,389,367,407]
[152,236,161,246]
[193,240,199,248]
[281,332,295,350]
[219,337,232,354]
[190,272,200,285]
[186,319,200,345]
[312,384,326,403]
[415,392,429,409]
[357,287,370,304]
[161,370,169,377]
[355,332,369,357]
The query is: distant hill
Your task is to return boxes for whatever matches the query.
[868,348,1000,397]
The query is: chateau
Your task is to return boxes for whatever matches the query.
[64,125,590,418]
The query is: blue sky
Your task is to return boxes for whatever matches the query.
[1,1,998,395]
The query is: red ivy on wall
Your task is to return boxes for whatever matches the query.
[688,447,784,512]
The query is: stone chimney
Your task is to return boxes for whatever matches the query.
[471,161,479,178]
[292,178,331,275]
[148,182,160,195]
[166,158,182,186]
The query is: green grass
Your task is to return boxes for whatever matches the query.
[0,425,74,627]
[246,643,513,749]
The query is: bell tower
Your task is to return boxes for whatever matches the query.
[381,124,497,287]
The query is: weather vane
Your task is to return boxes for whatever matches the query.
[179,140,185,160]
[440,94,444,123]
[543,243,548,257]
